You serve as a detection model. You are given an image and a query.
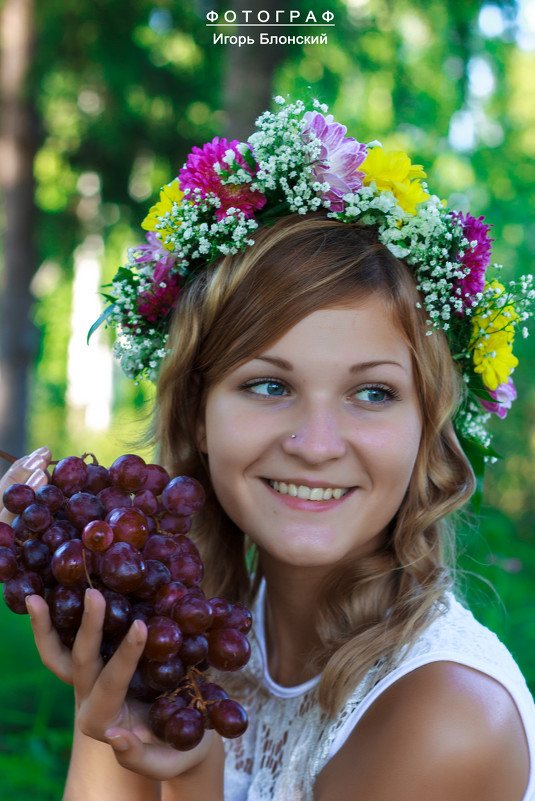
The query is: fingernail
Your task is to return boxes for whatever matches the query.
[25,596,35,616]
[105,731,129,752]
[22,445,49,470]
[27,468,47,488]
[84,588,98,610]
[126,619,143,643]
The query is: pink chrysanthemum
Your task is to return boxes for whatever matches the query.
[135,231,178,284]
[178,137,266,221]
[480,377,517,419]
[301,111,368,212]
[452,212,493,309]
[134,233,181,322]
[137,277,181,323]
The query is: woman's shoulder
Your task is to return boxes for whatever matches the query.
[394,592,532,695]
[315,660,530,801]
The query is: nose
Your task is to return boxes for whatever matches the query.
[283,400,347,464]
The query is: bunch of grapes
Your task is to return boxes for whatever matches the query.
[0,452,251,751]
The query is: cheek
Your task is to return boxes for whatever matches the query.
[368,415,421,489]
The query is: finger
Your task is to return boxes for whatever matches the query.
[26,594,74,685]
[71,589,107,699]
[104,726,219,781]
[77,619,147,739]
[0,446,51,523]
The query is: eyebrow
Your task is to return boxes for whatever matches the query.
[254,355,406,372]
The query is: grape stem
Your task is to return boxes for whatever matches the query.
[0,449,16,464]
[0,446,60,466]
[81,453,99,465]
[82,549,94,589]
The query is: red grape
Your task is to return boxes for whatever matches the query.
[109,454,148,492]
[35,484,65,512]
[179,633,209,666]
[65,492,106,529]
[144,616,183,661]
[3,569,45,614]
[141,654,185,691]
[0,546,18,581]
[226,602,253,634]
[21,503,53,533]
[51,457,88,496]
[97,486,132,514]
[51,540,88,585]
[0,522,15,548]
[48,584,85,630]
[207,628,251,671]
[82,520,114,552]
[172,594,213,634]
[108,507,149,549]
[153,580,189,616]
[82,463,111,494]
[133,490,159,516]
[141,463,170,495]
[159,514,192,535]
[149,695,187,740]
[3,483,36,515]
[99,542,145,593]
[164,707,204,751]
[22,539,51,573]
[209,699,248,738]
[161,476,205,516]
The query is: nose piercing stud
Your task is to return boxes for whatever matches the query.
[290,434,297,439]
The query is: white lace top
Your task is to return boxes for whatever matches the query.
[223,581,535,801]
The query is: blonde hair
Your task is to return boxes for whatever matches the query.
[154,213,475,715]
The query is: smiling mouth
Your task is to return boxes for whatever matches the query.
[267,480,351,501]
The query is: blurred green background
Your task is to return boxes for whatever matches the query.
[0,0,534,796]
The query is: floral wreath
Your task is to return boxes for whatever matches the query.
[92,96,535,490]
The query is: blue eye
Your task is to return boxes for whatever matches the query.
[247,380,287,397]
[355,387,392,403]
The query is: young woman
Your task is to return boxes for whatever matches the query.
[1,97,534,800]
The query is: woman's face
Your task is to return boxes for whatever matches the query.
[199,297,422,572]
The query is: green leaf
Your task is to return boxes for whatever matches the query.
[87,305,116,344]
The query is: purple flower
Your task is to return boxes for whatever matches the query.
[137,275,181,323]
[301,111,368,212]
[480,378,517,419]
[452,212,493,310]
[135,231,178,284]
[178,137,266,221]
[133,232,182,322]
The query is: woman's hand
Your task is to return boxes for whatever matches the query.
[29,588,224,787]
[0,446,51,524]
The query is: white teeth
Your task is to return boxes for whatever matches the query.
[268,481,348,501]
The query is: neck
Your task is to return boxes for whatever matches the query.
[259,553,328,687]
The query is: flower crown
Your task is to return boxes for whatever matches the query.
[95,96,534,474]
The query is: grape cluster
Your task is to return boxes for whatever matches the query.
[0,453,251,750]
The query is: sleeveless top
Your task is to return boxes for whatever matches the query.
[223,580,535,801]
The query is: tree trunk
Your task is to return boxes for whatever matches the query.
[223,0,287,140]
[0,0,38,472]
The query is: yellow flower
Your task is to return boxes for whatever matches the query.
[472,332,518,391]
[361,147,430,214]
[471,280,519,391]
[141,180,184,251]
